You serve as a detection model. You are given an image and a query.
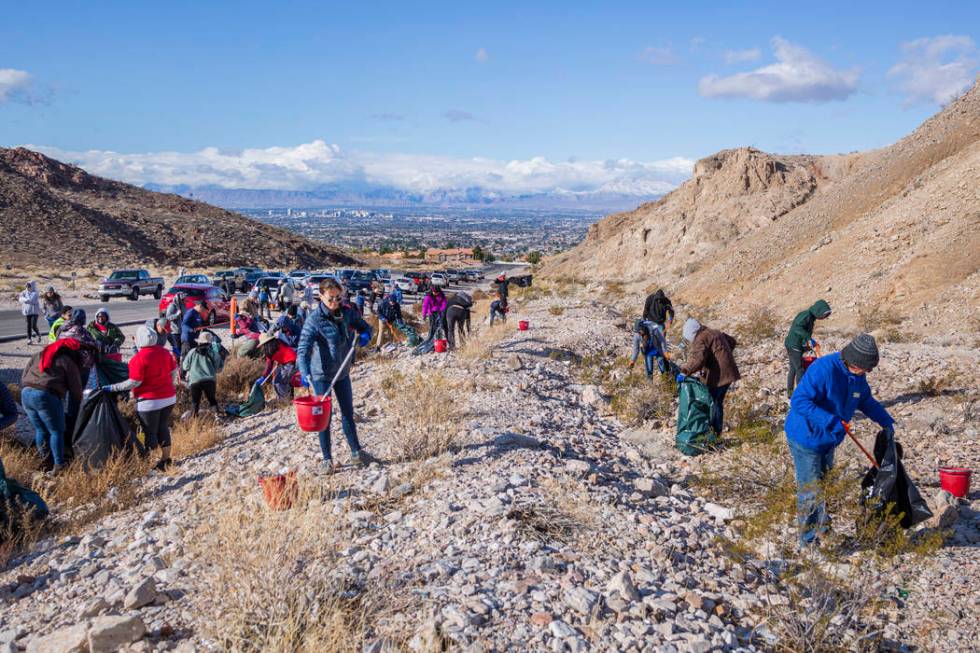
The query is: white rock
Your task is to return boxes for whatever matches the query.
[704,503,735,521]
[607,570,641,603]
[87,615,146,653]
[25,623,89,653]
[123,577,157,610]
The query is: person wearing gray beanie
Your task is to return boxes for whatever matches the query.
[682,317,701,343]
[784,333,893,548]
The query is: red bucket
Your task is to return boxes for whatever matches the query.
[434,339,448,353]
[938,467,972,498]
[518,320,529,331]
[293,395,332,432]
[802,354,817,369]
[258,471,298,510]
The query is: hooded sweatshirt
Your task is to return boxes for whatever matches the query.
[88,308,125,350]
[784,299,832,351]
[18,282,40,316]
[41,289,63,319]
[58,309,98,368]
[643,290,675,325]
[107,326,177,410]
[422,291,447,318]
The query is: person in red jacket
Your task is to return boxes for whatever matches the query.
[257,331,300,399]
[103,326,177,471]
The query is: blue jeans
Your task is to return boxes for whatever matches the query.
[787,439,835,547]
[644,352,666,377]
[489,301,506,325]
[22,387,67,466]
[312,375,360,462]
[708,383,730,434]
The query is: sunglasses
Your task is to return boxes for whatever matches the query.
[324,295,343,303]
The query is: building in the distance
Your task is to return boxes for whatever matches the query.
[424,247,474,262]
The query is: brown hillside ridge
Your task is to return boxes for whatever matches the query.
[546,78,980,337]
[0,147,360,269]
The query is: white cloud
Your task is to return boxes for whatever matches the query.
[638,45,679,66]
[723,48,761,65]
[699,37,859,103]
[443,109,476,122]
[0,68,34,103]
[888,35,977,106]
[475,48,489,63]
[28,140,694,196]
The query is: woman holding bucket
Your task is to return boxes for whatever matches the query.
[297,278,376,473]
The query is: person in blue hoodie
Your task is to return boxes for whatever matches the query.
[785,333,894,548]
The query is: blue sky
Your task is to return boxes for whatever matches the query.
[1,1,977,194]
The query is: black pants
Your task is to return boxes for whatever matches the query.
[138,404,174,450]
[426,312,447,342]
[25,314,41,340]
[786,346,804,397]
[190,380,218,415]
[446,308,471,349]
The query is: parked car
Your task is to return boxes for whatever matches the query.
[444,269,461,283]
[243,270,265,291]
[372,268,391,282]
[288,270,309,288]
[347,270,375,293]
[175,274,210,286]
[393,276,418,293]
[158,284,231,326]
[462,270,480,282]
[213,270,245,293]
[303,273,338,298]
[254,276,298,303]
[99,269,164,302]
[430,273,448,288]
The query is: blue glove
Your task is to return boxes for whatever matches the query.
[358,331,371,347]
[675,373,686,383]
[100,385,113,393]
[255,376,266,386]
[300,376,311,388]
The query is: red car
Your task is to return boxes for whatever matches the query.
[158,284,231,326]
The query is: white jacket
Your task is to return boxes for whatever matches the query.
[18,284,40,316]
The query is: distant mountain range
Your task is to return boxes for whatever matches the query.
[142,183,667,212]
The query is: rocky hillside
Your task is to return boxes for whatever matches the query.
[0,147,359,269]
[546,79,980,336]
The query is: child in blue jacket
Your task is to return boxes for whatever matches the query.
[785,333,894,547]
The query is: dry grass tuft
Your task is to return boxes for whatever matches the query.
[217,354,266,399]
[379,370,464,461]
[457,318,511,363]
[608,368,676,427]
[737,305,780,344]
[548,305,565,316]
[170,415,223,461]
[5,383,21,404]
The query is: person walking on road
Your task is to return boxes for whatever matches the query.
[297,278,376,473]
[103,326,178,471]
[41,286,64,330]
[18,281,42,344]
[785,333,893,548]
[785,299,832,397]
[21,338,85,474]
[181,331,225,416]
[258,286,273,320]
[676,318,740,435]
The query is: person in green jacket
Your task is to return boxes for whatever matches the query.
[784,299,831,397]
[88,308,125,356]
[47,305,73,343]
[180,332,225,416]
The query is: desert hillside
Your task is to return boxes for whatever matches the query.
[546,79,980,336]
[0,147,359,269]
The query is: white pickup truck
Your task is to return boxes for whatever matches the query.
[98,269,164,302]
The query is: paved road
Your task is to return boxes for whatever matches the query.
[0,263,525,342]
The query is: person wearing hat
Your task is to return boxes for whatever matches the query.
[103,326,178,471]
[677,317,740,435]
[41,286,64,330]
[181,331,225,416]
[630,319,668,377]
[143,317,171,348]
[257,330,298,399]
[785,299,832,397]
[785,333,894,548]
[18,281,42,344]
[88,308,125,360]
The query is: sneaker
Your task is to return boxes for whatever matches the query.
[352,450,378,468]
[154,458,173,472]
[320,459,337,475]
[45,463,66,477]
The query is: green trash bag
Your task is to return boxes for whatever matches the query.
[395,321,420,347]
[225,381,266,418]
[675,377,718,456]
[95,357,131,386]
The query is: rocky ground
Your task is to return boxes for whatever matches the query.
[0,284,977,652]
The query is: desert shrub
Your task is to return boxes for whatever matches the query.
[171,415,223,461]
[857,306,903,341]
[457,319,510,363]
[609,368,676,427]
[378,370,463,461]
[471,289,487,301]
[737,305,780,344]
[217,354,266,400]
[604,281,625,298]
[548,305,565,316]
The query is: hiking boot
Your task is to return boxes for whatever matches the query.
[45,463,66,477]
[154,458,174,472]
[319,459,338,475]
[352,450,378,468]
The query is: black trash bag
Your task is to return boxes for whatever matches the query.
[69,390,146,471]
[860,429,932,529]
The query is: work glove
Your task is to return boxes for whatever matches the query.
[300,376,311,389]
[100,385,113,393]
[675,373,686,383]
[358,331,371,347]
[255,376,266,386]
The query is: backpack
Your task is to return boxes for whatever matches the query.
[650,296,672,324]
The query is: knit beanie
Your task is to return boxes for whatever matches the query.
[841,333,879,370]
[135,326,156,350]
[682,318,701,343]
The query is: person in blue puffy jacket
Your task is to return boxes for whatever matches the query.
[297,277,375,473]
[785,333,894,547]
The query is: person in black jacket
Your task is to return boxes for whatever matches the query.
[446,292,473,349]
[642,289,675,331]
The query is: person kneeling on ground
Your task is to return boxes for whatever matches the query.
[102,326,178,471]
[630,320,668,377]
[181,331,225,416]
[257,331,299,400]
[677,318,740,435]
[297,278,376,473]
[20,338,85,474]
[785,299,832,397]
[784,333,893,548]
